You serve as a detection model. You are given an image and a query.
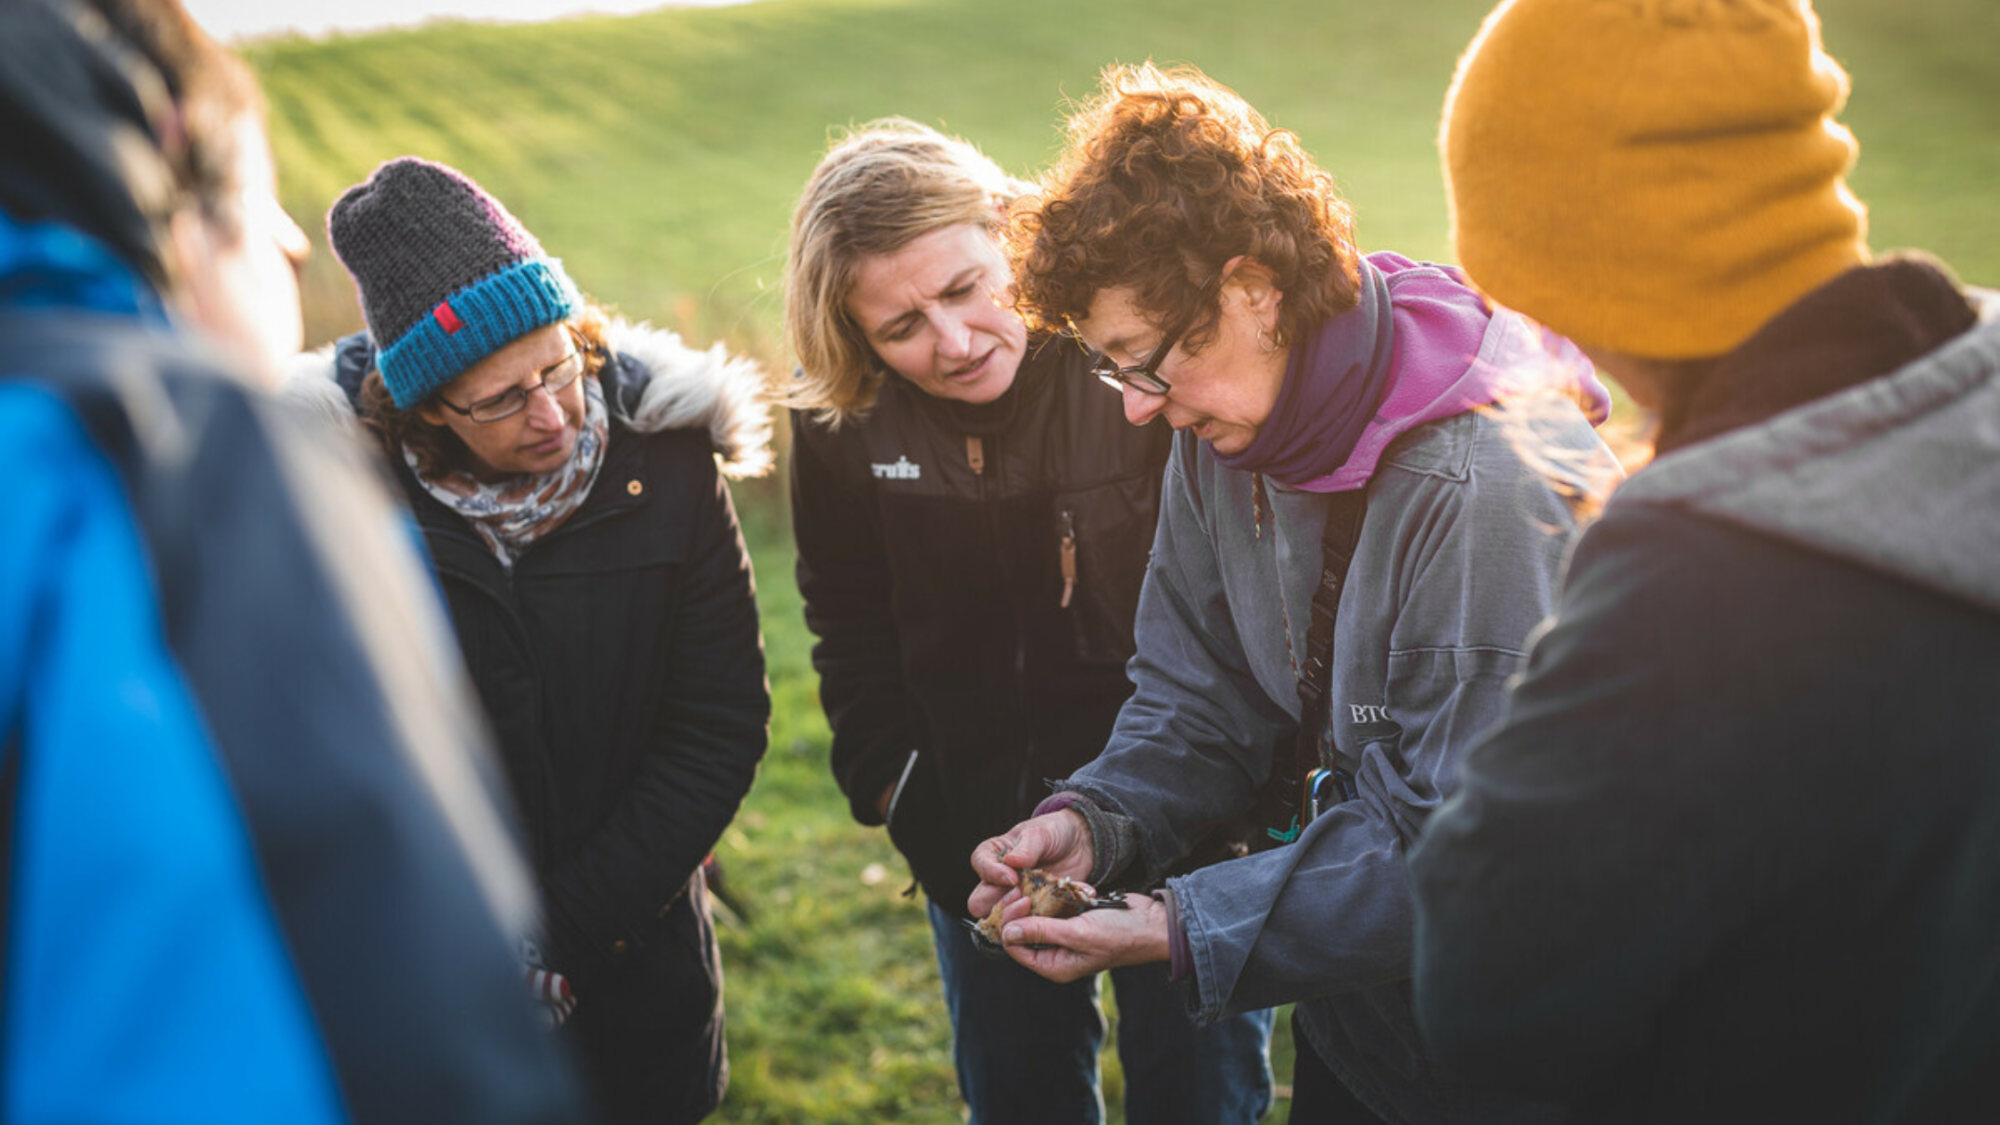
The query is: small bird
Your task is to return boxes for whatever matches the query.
[966,868,1128,958]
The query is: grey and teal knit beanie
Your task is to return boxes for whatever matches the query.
[328,157,579,409]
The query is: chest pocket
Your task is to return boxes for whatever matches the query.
[524,491,685,577]
[1053,470,1162,666]
[473,483,687,740]
[511,495,687,699]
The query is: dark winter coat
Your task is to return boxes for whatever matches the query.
[1410,260,2000,1122]
[790,342,1171,909]
[308,322,772,1125]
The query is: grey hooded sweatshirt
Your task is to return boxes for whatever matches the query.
[1411,269,2000,1122]
[1059,301,1619,1124]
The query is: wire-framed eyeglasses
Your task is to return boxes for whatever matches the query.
[1085,276,1216,397]
[435,325,597,423]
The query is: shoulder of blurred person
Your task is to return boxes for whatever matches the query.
[3,300,587,1125]
[0,2,585,1121]
[279,343,370,439]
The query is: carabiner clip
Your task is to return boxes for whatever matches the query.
[1306,767,1357,822]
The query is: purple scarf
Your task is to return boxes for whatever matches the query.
[1215,257,1394,486]
[1219,251,1612,492]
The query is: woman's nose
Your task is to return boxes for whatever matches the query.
[934,313,973,360]
[524,382,567,429]
[1122,383,1166,427]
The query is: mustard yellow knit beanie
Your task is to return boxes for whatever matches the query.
[1441,0,1869,359]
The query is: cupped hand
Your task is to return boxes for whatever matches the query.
[966,808,1094,919]
[1001,892,1172,984]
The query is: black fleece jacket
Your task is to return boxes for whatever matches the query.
[790,342,1170,909]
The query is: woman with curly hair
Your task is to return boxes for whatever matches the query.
[969,63,1617,1123]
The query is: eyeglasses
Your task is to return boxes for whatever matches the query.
[435,326,596,423]
[1086,276,1217,397]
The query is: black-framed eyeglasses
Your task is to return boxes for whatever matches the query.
[1086,276,1217,397]
[435,325,597,423]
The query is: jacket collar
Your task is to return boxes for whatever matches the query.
[1655,254,1978,456]
[1619,272,2000,615]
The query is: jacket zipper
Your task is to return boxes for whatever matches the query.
[968,430,1038,813]
[1058,509,1077,609]
[546,496,640,539]
[433,544,556,864]
[428,491,636,871]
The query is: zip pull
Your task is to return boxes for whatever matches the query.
[966,434,985,476]
[1058,509,1077,609]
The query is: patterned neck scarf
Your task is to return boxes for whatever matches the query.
[409,375,610,568]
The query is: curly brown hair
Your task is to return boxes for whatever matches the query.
[1007,62,1361,354]
[360,304,613,479]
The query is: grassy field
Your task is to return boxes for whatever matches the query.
[241,1,1999,1120]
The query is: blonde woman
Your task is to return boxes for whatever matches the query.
[784,120,1273,1125]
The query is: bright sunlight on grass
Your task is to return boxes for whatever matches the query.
[242,1,1998,1119]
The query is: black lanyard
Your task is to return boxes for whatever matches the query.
[1260,487,1366,847]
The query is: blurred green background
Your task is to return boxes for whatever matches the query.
[241,0,1999,1120]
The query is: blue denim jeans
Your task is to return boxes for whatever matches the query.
[927,900,1275,1125]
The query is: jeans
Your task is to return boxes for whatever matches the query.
[927,900,1275,1125]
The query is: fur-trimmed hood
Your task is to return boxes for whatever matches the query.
[281,317,775,479]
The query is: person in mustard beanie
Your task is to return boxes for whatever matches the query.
[1410,0,2000,1119]
[1441,0,1870,361]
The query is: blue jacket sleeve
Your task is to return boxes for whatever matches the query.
[2,385,347,1125]
[6,332,587,1125]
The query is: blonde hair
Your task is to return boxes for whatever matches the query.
[782,119,1028,421]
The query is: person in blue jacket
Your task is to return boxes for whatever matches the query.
[0,2,584,1122]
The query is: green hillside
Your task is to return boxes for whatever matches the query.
[240,2,2000,1121]
[249,0,2000,354]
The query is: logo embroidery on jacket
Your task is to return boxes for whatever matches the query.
[870,456,922,480]
[1349,703,1393,724]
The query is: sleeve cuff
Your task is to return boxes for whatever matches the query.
[1156,888,1192,983]
[1034,791,1139,887]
